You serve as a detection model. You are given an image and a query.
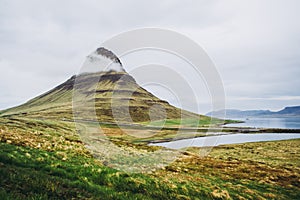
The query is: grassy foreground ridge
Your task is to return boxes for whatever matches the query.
[0,116,299,199]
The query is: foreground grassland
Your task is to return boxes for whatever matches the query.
[0,116,299,199]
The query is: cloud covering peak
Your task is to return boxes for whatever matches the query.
[83,47,125,73]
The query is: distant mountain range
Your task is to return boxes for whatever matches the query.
[206,106,300,119]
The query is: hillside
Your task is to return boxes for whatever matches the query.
[207,106,300,119]
[0,71,208,124]
[277,106,300,116]
[0,116,299,199]
[1,47,216,127]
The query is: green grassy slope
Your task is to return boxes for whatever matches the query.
[0,71,212,125]
[0,142,189,200]
[0,116,299,199]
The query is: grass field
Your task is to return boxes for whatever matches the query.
[0,116,299,199]
[142,118,239,128]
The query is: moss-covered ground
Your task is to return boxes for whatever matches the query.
[0,116,299,199]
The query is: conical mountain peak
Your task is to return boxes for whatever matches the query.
[85,47,125,73]
[0,48,206,124]
[96,47,122,66]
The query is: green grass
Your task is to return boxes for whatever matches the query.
[1,116,299,199]
[0,117,210,199]
[143,118,224,128]
[142,118,241,129]
[0,142,200,200]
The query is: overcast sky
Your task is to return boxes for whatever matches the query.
[1,0,300,113]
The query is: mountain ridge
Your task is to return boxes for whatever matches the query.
[207,106,300,118]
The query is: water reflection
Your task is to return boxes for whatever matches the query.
[150,133,300,149]
[224,117,300,129]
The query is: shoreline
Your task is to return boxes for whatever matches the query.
[144,127,300,144]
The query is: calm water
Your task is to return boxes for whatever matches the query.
[150,133,300,149]
[224,117,300,129]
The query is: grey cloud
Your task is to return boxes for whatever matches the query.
[0,0,299,113]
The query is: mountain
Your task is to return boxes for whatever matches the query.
[276,106,300,116]
[206,109,272,118]
[207,106,300,119]
[0,47,207,124]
